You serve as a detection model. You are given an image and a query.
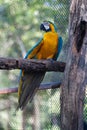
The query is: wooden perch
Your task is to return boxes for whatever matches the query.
[0,57,65,94]
[0,57,65,72]
[0,82,61,94]
[0,57,63,95]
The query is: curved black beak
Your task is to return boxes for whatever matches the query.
[40,23,44,30]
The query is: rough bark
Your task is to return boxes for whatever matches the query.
[60,0,87,130]
[0,57,65,72]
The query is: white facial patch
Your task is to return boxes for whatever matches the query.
[44,24,50,30]
[43,22,50,30]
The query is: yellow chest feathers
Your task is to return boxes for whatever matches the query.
[37,32,58,59]
[44,32,58,47]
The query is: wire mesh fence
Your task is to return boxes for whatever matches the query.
[84,88,87,123]
[0,0,87,130]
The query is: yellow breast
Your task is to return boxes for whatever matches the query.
[37,32,58,59]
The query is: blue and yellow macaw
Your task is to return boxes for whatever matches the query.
[17,21,63,110]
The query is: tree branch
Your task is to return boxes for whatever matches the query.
[0,82,61,94]
[0,57,65,72]
[0,57,63,94]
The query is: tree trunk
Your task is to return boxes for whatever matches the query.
[33,95,41,130]
[21,109,26,130]
[60,0,87,130]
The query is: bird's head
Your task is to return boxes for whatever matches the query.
[40,21,57,32]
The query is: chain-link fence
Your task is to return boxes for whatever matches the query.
[84,88,87,125]
[0,0,87,130]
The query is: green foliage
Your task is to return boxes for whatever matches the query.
[84,88,87,123]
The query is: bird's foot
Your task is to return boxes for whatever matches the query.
[47,58,54,63]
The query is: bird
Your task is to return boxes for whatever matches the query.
[17,21,63,110]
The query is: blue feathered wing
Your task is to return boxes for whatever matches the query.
[53,36,63,60]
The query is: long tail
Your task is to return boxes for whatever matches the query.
[17,71,45,110]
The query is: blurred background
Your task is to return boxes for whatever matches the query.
[0,0,87,130]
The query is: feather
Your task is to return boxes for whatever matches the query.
[24,38,43,59]
[18,71,45,110]
[53,37,63,60]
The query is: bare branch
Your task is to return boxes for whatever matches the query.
[0,57,65,72]
[0,82,61,94]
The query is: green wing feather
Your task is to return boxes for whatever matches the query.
[19,37,43,79]
[24,38,43,59]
